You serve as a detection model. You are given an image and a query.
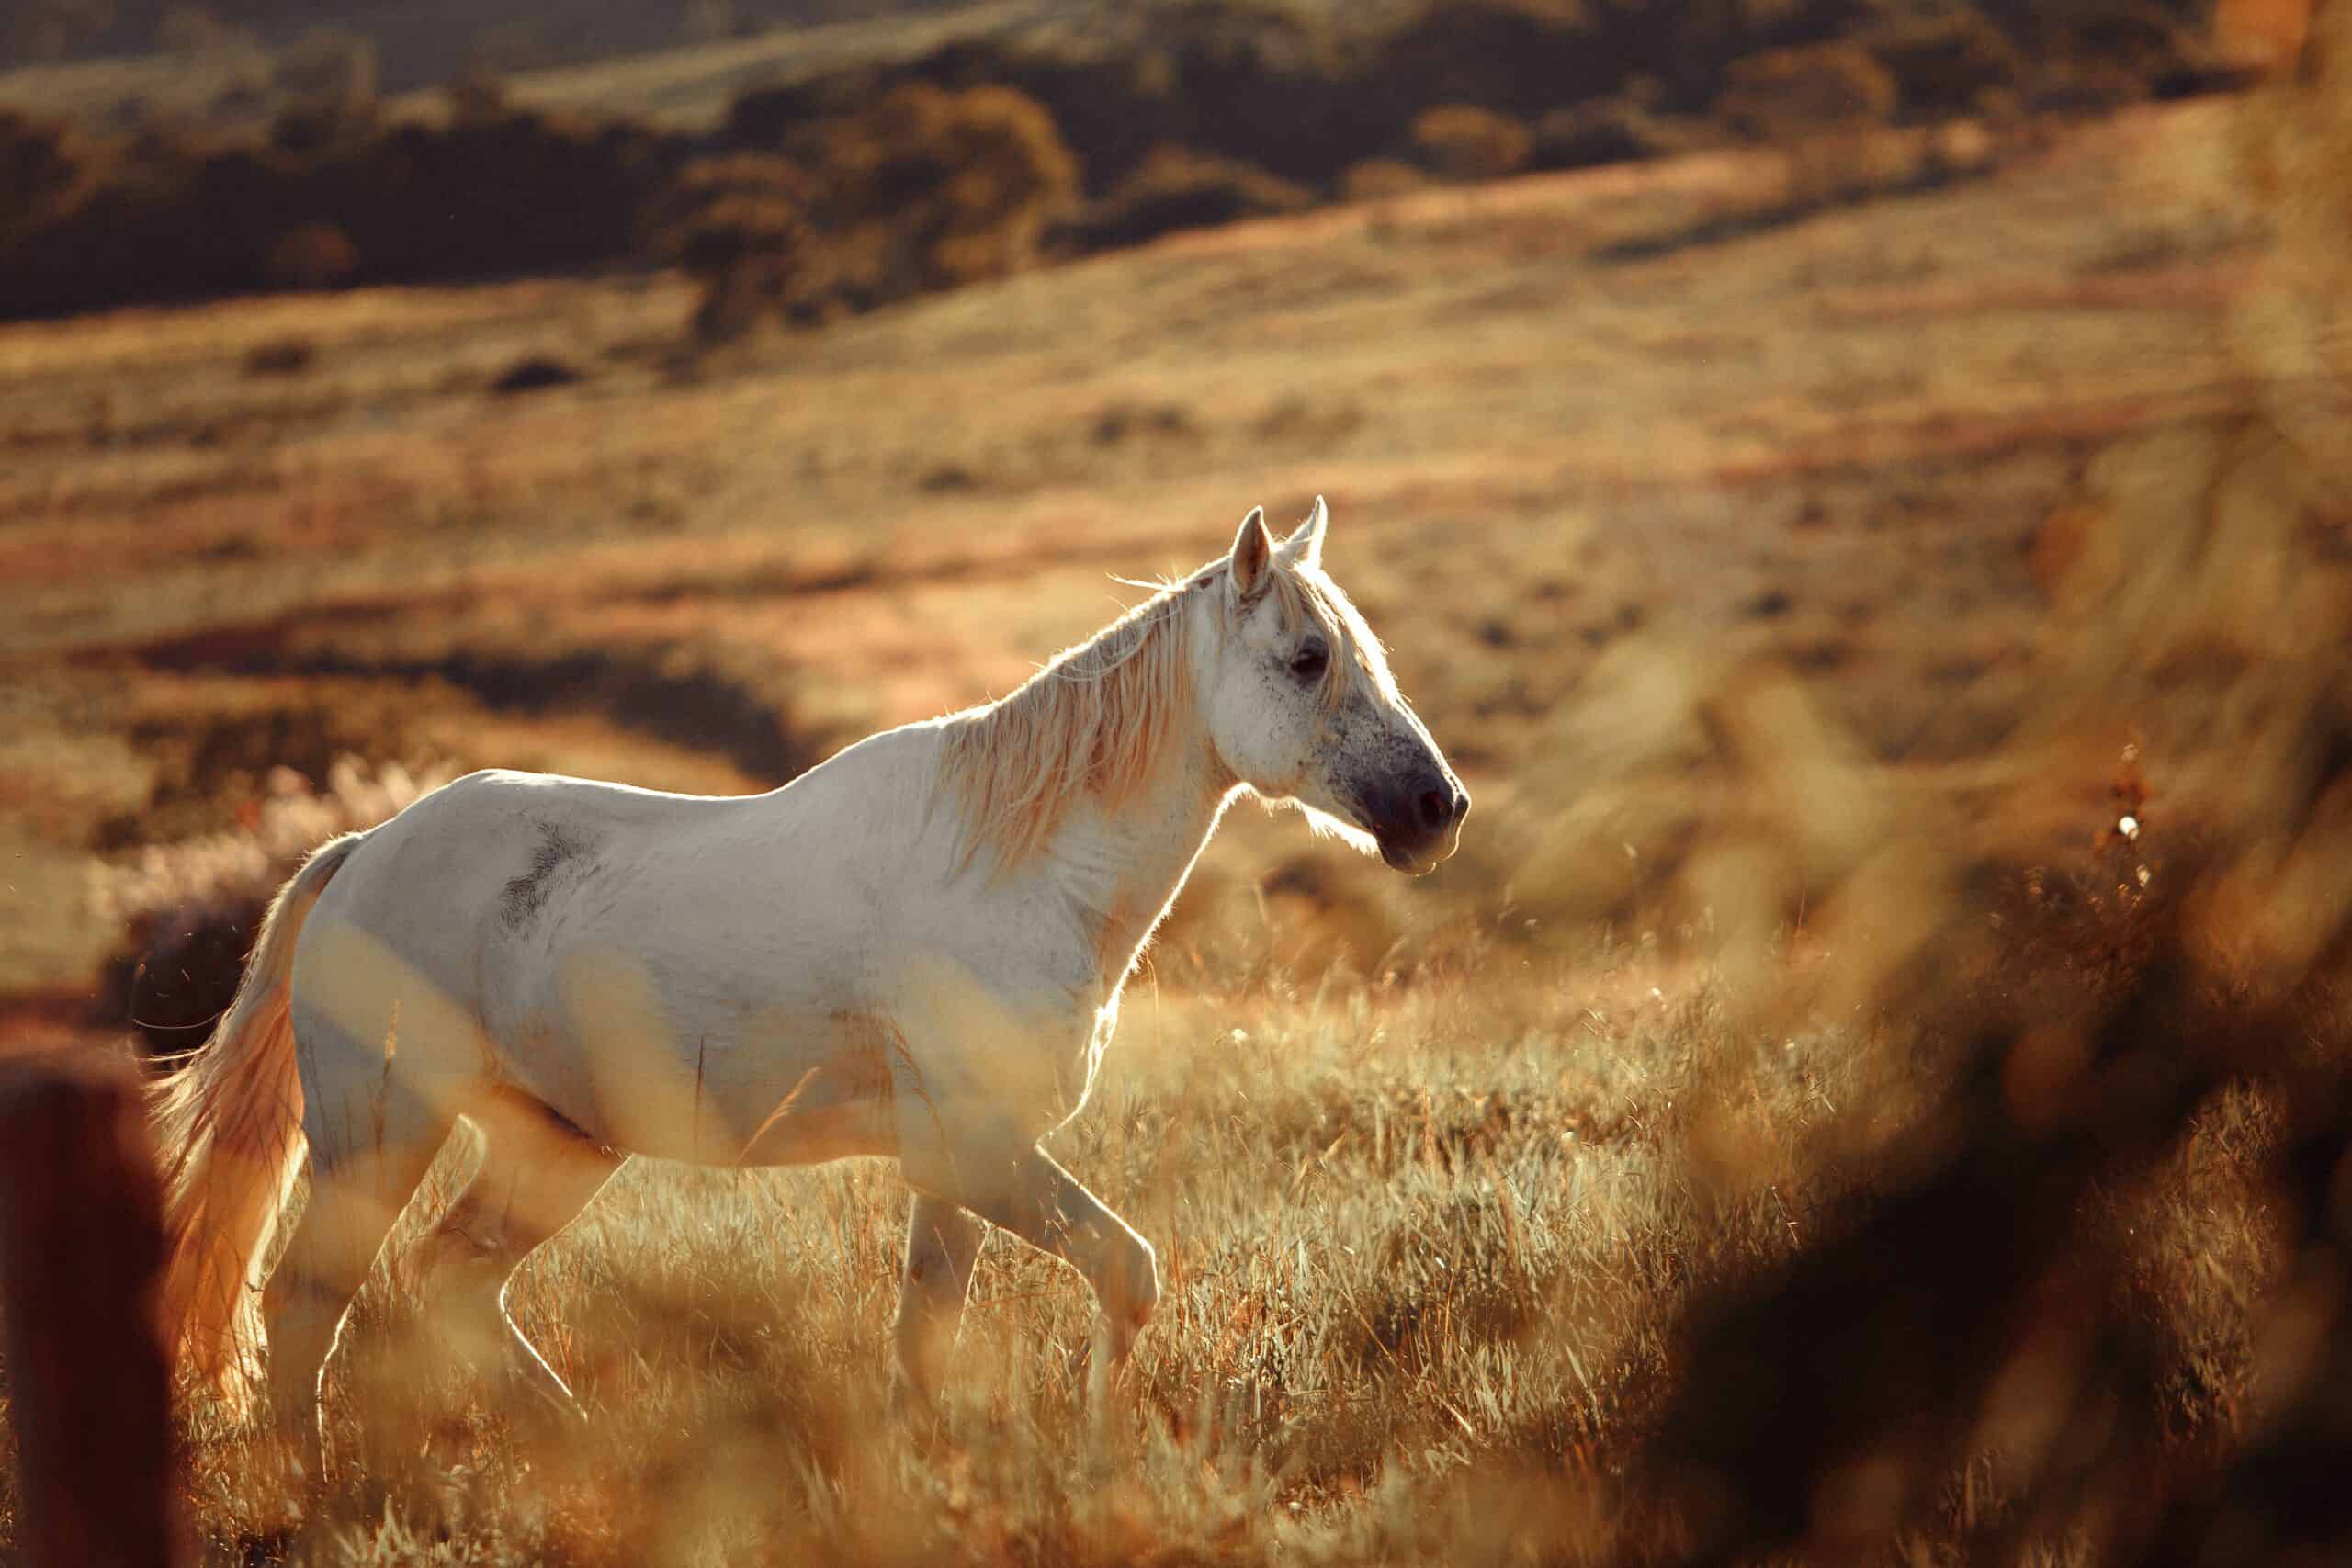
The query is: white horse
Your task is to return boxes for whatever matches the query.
[149,499,1467,1461]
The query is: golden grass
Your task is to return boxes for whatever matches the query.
[132,946,1878,1565]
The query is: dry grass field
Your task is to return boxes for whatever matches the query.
[4,55,2350,1565]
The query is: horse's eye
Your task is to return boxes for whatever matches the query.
[1289,642,1329,682]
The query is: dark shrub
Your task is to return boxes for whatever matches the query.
[490,355,586,393]
[791,82,1078,308]
[1533,98,1724,170]
[242,334,315,376]
[0,111,79,240]
[0,100,690,319]
[656,152,814,341]
[1408,103,1534,181]
[1980,0,2216,103]
[1858,10,2026,119]
[1115,2,1363,188]
[1715,41,1901,140]
[261,221,357,289]
[2049,1,2202,85]
[1340,157,1433,203]
[1367,1,1617,130]
[1060,143,1313,252]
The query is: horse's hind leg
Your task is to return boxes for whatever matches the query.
[411,1088,623,1421]
[262,1014,457,1476]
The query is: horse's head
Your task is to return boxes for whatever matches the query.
[1196,498,1468,874]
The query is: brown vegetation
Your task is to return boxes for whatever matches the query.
[785,80,1079,310]
[0,96,689,317]
[0,0,2253,324]
[1408,103,1535,181]
[1061,143,1316,252]
[0,9,2343,1562]
[1857,8,2027,119]
[1714,42,1900,141]
[1532,96,1724,171]
[657,151,815,339]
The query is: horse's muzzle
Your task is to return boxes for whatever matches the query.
[1361,773,1470,875]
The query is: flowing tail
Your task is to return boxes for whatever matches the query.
[149,831,362,1393]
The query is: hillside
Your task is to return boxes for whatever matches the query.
[1,0,971,89]
[0,99,2254,998]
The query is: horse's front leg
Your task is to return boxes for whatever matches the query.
[892,1193,986,1413]
[945,1143,1160,1391]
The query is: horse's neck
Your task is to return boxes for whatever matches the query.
[1040,732,1235,981]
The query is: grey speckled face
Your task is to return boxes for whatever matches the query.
[1208,500,1468,875]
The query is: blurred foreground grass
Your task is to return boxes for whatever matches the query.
[6,12,2352,1565]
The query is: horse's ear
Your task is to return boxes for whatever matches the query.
[1228,506,1272,604]
[1276,495,1327,569]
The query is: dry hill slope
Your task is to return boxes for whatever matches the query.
[0,99,2253,997]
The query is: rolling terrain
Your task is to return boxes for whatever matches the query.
[0,102,2251,994]
[2,84,2338,1565]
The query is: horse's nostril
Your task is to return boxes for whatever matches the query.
[1415,789,1450,833]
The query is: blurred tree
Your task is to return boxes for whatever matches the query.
[0,111,80,240]
[1341,157,1433,202]
[1063,142,1314,251]
[1533,96,1723,170]
[659,152,814,342]
[1408,104,1536,181]
[1715,41,1899,139]
[262,220,359,289]
[1858,11,2025,119]
[797,83,1079,306]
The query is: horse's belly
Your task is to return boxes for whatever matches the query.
[491,997,902,1168]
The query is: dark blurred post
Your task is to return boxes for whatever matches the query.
[0,1053,187,1568]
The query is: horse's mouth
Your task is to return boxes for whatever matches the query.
[1373,824,1454,876]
